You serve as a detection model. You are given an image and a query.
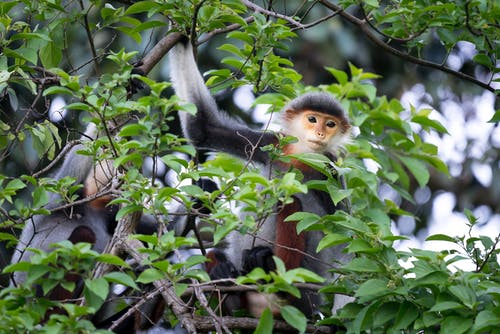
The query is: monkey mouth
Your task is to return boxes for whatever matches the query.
[308,140,325,147]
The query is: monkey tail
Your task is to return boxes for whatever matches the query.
[169,37,220,134]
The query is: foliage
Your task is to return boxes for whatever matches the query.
[0,0,498,333]
[1,241,127,333]
[336,209,499,334]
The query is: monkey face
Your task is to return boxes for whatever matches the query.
[285,109,342,153]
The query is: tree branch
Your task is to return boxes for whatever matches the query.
[135,32,183,75]
[316,0,497,94]
[79,0,100,75]
[197,16,255,45]
[189,315,333,333]
[119,235,199,333]
[241,0,305,29]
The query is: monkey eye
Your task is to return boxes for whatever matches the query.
[326,120,337,128]
[307,116,317,123]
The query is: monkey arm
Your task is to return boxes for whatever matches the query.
[170,37,276,164]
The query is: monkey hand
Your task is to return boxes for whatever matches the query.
[206,249,239,280]
[242,246,276,274]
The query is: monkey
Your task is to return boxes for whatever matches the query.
[8,123,170,332]
[9,122,117,297]
[169,36,354,319]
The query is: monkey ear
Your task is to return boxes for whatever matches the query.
[284,108,300,120]
[341,118,352,132]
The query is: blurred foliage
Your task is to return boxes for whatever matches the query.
[0,0,498,333]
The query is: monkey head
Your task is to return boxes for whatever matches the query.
[281,92,351,154]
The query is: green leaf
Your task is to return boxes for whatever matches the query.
[391,302,419,330]
[104,272,138,290]
[213,218,239,245]
[131,20,166,33]
[0,1,18,14]
[281,305,307,333]
[10,32,51,42]
[317,233,351,252]
[180,184,205,197]
[373,302,399,328]
[286,211,320,233]
[425,234,457,242]
[470,310,499,334]
[364,208,391,234]
[440,316,473,334]
[288,267,325,283]
[0,232,18,243]
[350,303,373,333]
[227,31,254,44]
[363,0,379,7]
[399,156,429,187]
[11,47,38,64]
[488,110,500,123]
[449,285,476,308]
[137,268,164,284]
[43,86,74,96]
[332,216,371,234]
[472,54,493,69]
[66,102,91,111]
[174,283,188,297]
[96,254,130,268]
[328,186,352,206]
[119,123,148,137]
[115,204,143,221]
[326,67,348,85]
[429,301,464,312]
[218,43,245,57]
[342,258,384,273]
[84,278,109,310]
[355,279,391,303]
[124,1,160,14]
[347,239,378,254]
[6,178,26,192]
[2,261,31,274]
[358,84,377,102]
[39,41,62,68]
[412,115,449,134]
[255,307,274,334]
[32,187,49,208]
[412,271,449,286]
[422,311,442,327]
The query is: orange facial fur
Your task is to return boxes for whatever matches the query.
[283,109,350,155]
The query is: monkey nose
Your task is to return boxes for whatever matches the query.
[317,131,325,138]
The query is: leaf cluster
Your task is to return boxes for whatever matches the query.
[0,1,498,333]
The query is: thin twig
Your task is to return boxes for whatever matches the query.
[318,0,496,93]
[31,140,80,178]
[241,0,305,29]
[79,0,100,75]
[197,17,255,45]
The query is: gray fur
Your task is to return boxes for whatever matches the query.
[283,92,346,119]
[170,38,353,316]
[170,41,276,164]
[10,123,111,286]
